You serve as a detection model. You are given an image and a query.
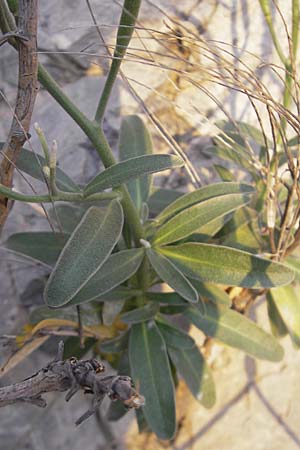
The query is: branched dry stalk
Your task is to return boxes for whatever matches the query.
[0,0,39,228]
[0,341,144,426]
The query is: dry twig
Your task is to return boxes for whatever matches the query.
[0,341,145,426]
[0,0,39,227]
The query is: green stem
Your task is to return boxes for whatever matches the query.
[38,64,144,242]
[1,3,144,243]
[292,0,300,59]
[0,183,120,203]
[0,0,16,33]
[259,0,288,65]
[94,0,142,123]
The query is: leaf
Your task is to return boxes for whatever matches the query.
[102,300,126,326]
[121,303,160,324]
[216,120,271,147]
[287,135,300,147]
[48,204,88,233]
[220,208,264,253]
[159,243,294,288]
[99,286,140,302]
[159,305,189,315]
[156,182,255,225]
[146,248,198,303]
[156,316,195,349]
[214,164,235,181]
[185,303,284,361]
[266,292,288,338]
[84,155,183,197]
[44,201,124,307]
[152,192,252,245]
[29,318,114,340]
[119,115,153,211]
[107,353,131,420]
[4,232,69,265]
[64,249,144,307]
[168,345,216,408]
[204,145,257,177]
[188,280,231,307]
[148,188,184,216]
[268,285,300,347]
[146,292,188,306]
[0,336,49,378]
[15,147,80,192]
[62,337,96,359]
[129,321,176,439]
[285,256,300,283]
[100,331,129,353]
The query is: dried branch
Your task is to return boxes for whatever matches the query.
[0,341,145,426]
[0,0,39,227]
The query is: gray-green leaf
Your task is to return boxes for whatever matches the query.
[185,302,284,361]
[146,248,198,303]
[159,243,294,288]
[16,148,80,192]
[156,316,195,349]
[64,249,144,307]
[156,182,255,225]
[121,303,160,324]
[129,321,176,440]
[153,191,252,245]
[4,232,69,265]
[268,285,300,347]
[119,115,153,211]
[84,155,183,197]
[168,345,216,408]
[44,201,123,307]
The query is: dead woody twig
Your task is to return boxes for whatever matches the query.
[0,0,39,227]
[0,341,145,426]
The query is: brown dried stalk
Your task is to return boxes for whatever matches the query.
[0,0,39,227]
[0,341,145,426]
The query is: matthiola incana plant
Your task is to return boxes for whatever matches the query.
[0,0,299,441]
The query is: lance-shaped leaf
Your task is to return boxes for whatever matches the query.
[156,316,195,349]
[129,321,176,440]
[84,155,184,197]
[216,120,272,147]
[153,192,252,245]
[159,243,294,288]
[146,291,188,306]
[189,279,231,308]
[15,148,80,192]
[168,345,216,408]
[62,249,144,307]
[266,292,288,338]
[146,248,198,303]
[148,188,183,216]
[48,204,88,233]
[156,182,255,225]
[100,331,130,354]
[185,303,284,361]
[119,115,153,211]
[268,286,300,347]
[44,202,124,307]
[4,232,69,265]
[121,303,160,324]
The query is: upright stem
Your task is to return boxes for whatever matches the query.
[94,0,142,124]
[37,65,144,242]
[0,0,145,243]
